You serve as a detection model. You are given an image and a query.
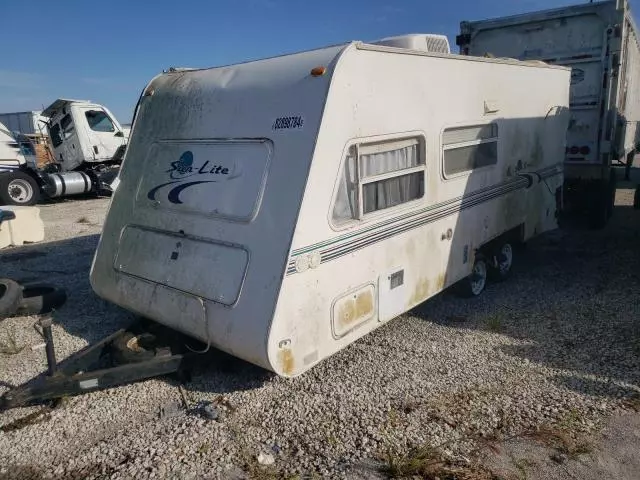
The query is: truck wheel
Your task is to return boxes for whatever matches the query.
[606,170,617,219]
[0,279,22,320]
[0,172,40,206]
[588,180,610,229]
[488,242,514,282]
[456,255,488,298]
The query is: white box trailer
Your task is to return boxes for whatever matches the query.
[457,0,640,228]
[0,110,48,137]
[90,35,570,377]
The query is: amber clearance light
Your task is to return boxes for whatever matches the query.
[311,66,327,77]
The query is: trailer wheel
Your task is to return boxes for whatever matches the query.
[457,256,488,298]
[0,171,40,206]
[16,284,67,316]
[112,332,158,365]
[488,242,513,282]
[0,279,22,320]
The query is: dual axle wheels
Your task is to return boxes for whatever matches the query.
[457,241,514,298]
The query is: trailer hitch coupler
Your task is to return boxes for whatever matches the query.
[39,317,57,376]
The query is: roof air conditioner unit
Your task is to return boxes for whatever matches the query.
[370,34,451,54]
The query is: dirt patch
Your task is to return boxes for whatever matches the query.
[481,412,640,480]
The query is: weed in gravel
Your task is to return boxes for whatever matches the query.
[511,457,536,480]
[524,425,592,460]
[558,408,583,430]
[622,394,640,411]
[197,442,211,455]
[484,315,504,333]
[326,433,339,448]
[242,459,298,480]
[76,216,91,224]
[0,326,24,355]
[379,445,499,479]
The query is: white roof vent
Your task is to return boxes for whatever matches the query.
[370,34,451,54]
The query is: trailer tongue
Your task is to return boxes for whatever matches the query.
[0,317,199,411]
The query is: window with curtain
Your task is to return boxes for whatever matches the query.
[332,137,425,224]
[442,123,498,177]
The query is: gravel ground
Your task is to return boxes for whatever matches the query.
[0,182,639,479]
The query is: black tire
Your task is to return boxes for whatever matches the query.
[16,283,67,316]
[111,332,158,365]
[588,179,611,229]
[488,242,514,282]
[606,169,616,220]
[0,171,40,206]
[456,255,488,298]
[0,278,22,319]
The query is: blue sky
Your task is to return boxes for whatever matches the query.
[1,0,639,123]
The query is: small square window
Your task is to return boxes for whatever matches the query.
[442,124,498,177]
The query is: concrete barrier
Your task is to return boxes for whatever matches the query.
[0,205,45,248]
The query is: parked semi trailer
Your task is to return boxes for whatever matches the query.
[457,0,640,228]
[0,99,127,205]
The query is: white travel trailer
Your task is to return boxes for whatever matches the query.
[90,35,570,377]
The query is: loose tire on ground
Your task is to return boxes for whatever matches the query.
[0,279,22,320]
[0,171,40,206]
[16,284,67,316]
[111,332,158,365]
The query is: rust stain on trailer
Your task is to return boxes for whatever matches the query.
[278,348,295,376]
[409,273,446,307]
[409,278,430,307]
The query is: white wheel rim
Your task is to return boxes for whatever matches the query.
[8,179,33,203]
[470,260,487,295]
[498,244,513,274]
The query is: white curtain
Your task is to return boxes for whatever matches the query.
[332,154,357,223]
[359,143,420,178]
[363,172,423,214]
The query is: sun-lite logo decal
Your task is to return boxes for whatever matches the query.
[147,150,237,204]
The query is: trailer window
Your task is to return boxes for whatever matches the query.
[442,124,498,177]
[332,137,425,224]
[85,110,115,132]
